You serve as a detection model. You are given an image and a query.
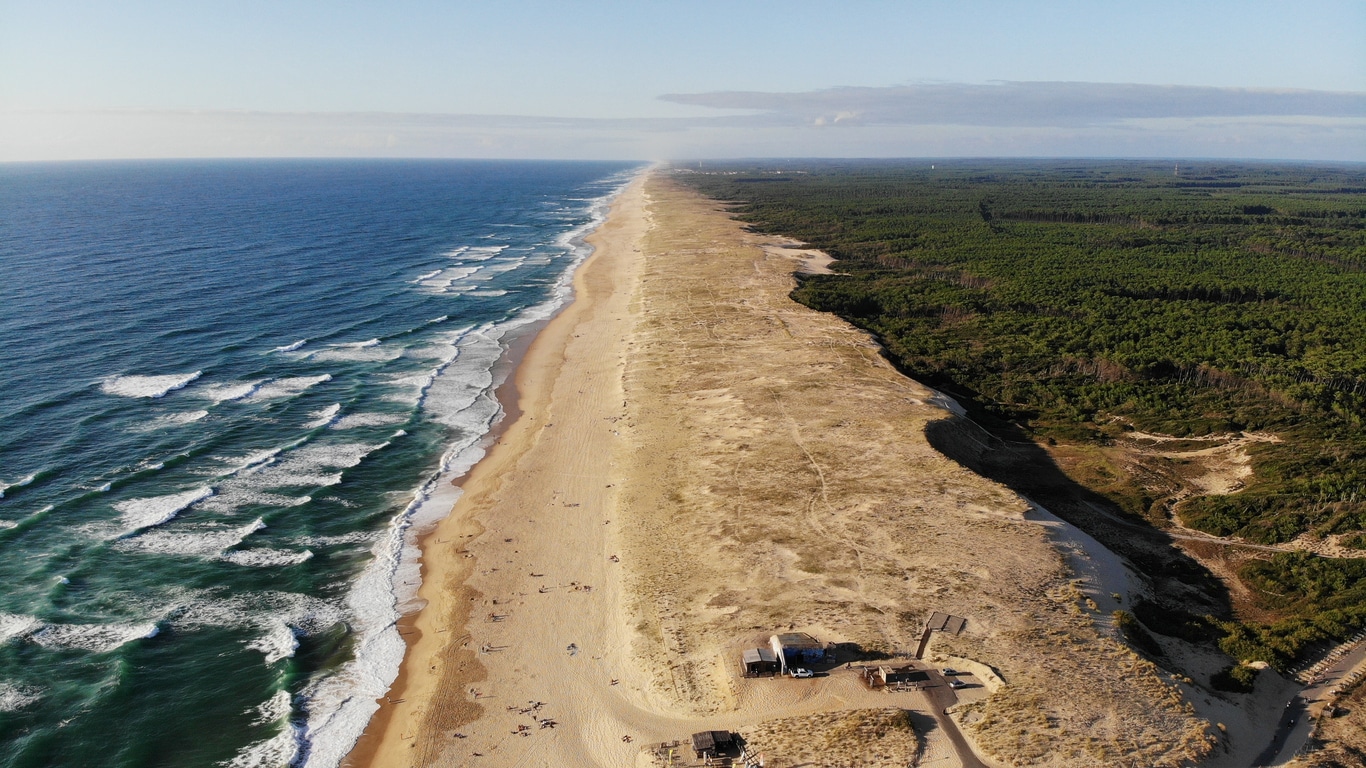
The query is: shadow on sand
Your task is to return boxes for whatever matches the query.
[923,408,1234,639]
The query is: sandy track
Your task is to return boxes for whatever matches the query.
[348,174,1215,768]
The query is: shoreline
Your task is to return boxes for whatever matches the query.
[340,324,533,768]
[342,172,1213,768]
[341,174,648,768]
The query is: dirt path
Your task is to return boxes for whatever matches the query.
[1253,638,1366,765]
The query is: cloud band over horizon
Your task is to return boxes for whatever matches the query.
[3,81,1364,162]
[661,81,1366,127]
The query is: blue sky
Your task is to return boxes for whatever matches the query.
[2,0,1363,160]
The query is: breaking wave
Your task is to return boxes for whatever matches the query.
[101,372,203,399]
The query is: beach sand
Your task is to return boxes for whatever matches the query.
[346,173,1215,768]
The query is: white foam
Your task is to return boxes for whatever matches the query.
[196,380,263,403]
[135,410,209,431]
[411,269,442,283]
[420,332,501,430]
[467,290,509,297]
[305,404,342,429]
[253,690,295,726]
[285,442,386,470]
[484,257,528,274]
[293,532,377,548]
[247,623,299,665]
[119,518,266,557]
[197,490,311,514]
[398,345,452,362]
[273,339,309,353]
[199,439,375,515]
[223,715,301,768]
[114,487,213,534]
[0,683,40,712]
[0,521,17,530]
[462,244,509,259]
[268,472,342,488]
[170,590,344,637]
[416,266,483,294]
[247,375,332,401]
[0,474,36,499]
[30,621,159,653]
[222,549,314,567]
[213,441,305,479]
[308,345,401,363]
[331,413,405,430]
[293,168,641,768]
[101,372,203,399]
[0,613,40,644]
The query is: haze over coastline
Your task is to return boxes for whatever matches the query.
[2,0,1363,162]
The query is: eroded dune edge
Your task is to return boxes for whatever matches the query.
[347,173,1212,768]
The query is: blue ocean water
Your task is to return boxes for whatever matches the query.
[0,159,638,767]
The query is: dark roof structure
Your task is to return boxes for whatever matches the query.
[742,648,778,664]
[925,612,967,635]
[773,632,822,649]
[691,730,734,754]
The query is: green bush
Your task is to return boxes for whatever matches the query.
[1114,610,1165,657]
[1211,664,1259,693]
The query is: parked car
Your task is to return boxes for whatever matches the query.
[948,679,969,689]
[791,668,814,678]
[940,668,959,676]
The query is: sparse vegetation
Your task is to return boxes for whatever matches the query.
[737,709,921,768]
[1210,663,1259,693]
[678,160,1366,666]
[1114,609,1165,657]
[621,179,1212,768]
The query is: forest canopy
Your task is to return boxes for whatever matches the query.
[681,160,1366,544]
[679,160,1366,666]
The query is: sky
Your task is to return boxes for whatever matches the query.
[1,0,1364,161]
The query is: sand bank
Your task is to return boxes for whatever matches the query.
[347,173,1214,768]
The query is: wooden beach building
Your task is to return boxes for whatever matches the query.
[769,632,827,674]
[691,730,736,759]
[741,647,781,677]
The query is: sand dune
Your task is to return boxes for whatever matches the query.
[346,174,1213,768]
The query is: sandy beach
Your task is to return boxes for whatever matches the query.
[346,172,1216,768]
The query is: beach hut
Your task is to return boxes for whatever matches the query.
[769,632,826,674]
[916,612,967,659]
[741,648,780,677]
[691,730,735,758]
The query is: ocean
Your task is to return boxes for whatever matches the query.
[0,159,639,767]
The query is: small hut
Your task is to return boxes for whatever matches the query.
[863,664,927,689]
[769,632,826,673]
[691,730,735,758]
[741,648,781,677]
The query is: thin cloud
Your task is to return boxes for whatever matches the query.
[4,95,1365,162]
[660,81,1366,127]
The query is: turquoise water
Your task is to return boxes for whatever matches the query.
[0,160,638,767]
